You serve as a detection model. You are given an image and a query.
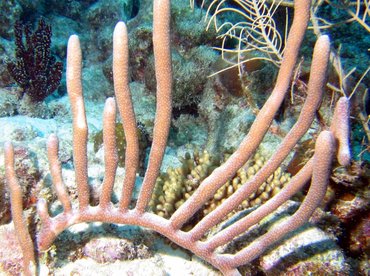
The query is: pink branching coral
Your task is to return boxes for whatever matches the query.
[3,0,350,275]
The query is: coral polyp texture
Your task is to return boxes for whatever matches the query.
[2,0,352,275]
[150,150,291,224]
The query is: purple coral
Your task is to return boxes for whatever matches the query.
[7,18,63,102]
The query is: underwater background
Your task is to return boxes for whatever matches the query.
[0,0,369,275]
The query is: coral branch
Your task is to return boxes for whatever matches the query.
[66,35,89,209]
[4,142,36,276]
[135,0,173,213]
[113,22,140,211]
[330,97,351,166]
[47,134,72,213]
[99,98,118,208]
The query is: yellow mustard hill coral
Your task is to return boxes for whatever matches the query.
[150,150,291,229]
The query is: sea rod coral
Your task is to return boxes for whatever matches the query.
[3,0,350,275]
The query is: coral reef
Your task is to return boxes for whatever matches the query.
[0,0,367,275]
[150,150,291,228]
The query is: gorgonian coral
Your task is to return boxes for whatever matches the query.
[7,19,63,102]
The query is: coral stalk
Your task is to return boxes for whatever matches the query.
[4,142,36,276]
[66,35,89,209]
[99,98,118,208]
[113,22,140,211]
[330,97,351,166]
[135,0,173,213]
[47,134,72,213]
